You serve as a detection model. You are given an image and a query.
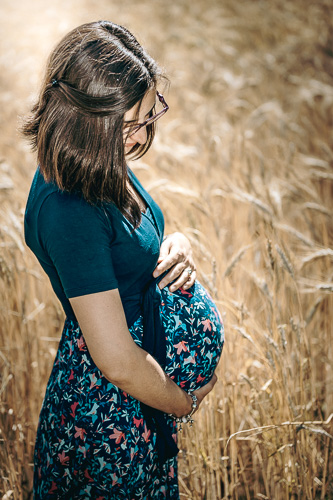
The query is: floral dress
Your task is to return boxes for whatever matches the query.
[33,282,223,499]
[25,167,224,499]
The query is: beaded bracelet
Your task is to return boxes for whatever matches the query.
[168,393,198,431]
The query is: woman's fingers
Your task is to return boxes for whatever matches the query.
[192,374,217,407]
[153,252,182,279]
[168,267,197,292]
[158,262,197,291]
[157,261,188,289]
[153,232,197,290]
[180,267,196,290]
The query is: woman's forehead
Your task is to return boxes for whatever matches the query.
[142,89,156,110]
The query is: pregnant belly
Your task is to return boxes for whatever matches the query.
[159,281,224,392]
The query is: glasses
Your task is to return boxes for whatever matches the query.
[124,91,169,138]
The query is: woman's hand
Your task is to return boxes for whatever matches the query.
[192,373,218,413]
[171,373,218,419]
[153,232,196,291]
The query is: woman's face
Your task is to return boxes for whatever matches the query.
[123,89,156,153]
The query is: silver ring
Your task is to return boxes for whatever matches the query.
[186,267,192,276]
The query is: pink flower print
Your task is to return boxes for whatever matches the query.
[89,373,98,390]
[180,288,193,299]
[173,340,188,355]
[77,336,86,351]
[67,369,74,383]
[168,466,175,478]
[58,451,69,466]
[84,469,94,482]
[142,424,151,443]
[202,319,212,332]
[70,401,79,418]
[197,374,206,384]
[133,417,143,428]
[74,426,87,440]
[109,428,125,444]
[48,481,58,493]
[60,414,66,426]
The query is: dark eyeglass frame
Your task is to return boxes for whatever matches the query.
[124,91,169,138]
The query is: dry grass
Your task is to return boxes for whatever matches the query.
[0,0,332,498]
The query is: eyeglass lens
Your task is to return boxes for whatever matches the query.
[127,93,168,137]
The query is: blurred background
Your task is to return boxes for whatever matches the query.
[0,0,332,498]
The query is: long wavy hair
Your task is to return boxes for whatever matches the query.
[22,20,162,228]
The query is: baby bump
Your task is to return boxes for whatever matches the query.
[159,281,224,392]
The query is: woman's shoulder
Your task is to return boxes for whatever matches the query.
[25,167,111,232]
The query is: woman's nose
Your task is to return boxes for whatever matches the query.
[131,125,147,145]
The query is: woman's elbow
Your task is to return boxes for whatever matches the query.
[96,346,139,387]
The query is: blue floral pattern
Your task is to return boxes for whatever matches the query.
[34,281,224,499]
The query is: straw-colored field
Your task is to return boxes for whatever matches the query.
[0,0,332,498]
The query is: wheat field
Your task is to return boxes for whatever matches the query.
[0,0,332,498]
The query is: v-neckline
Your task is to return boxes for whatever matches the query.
[128,169,161,238]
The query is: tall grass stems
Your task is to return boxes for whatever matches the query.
[0,0,332,497]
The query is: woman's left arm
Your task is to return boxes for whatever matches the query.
[153,232,196,291]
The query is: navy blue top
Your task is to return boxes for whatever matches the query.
[24,167,165,326]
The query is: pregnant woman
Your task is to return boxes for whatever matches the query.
[23,21,224,499]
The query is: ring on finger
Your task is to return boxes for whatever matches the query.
[185,267,193,276]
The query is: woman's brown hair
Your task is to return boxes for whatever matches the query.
[22,20,162,228]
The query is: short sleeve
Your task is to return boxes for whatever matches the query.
[38,192,118,298]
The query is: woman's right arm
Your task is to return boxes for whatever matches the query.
[69,289,216,418]
[37,195,215,416]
